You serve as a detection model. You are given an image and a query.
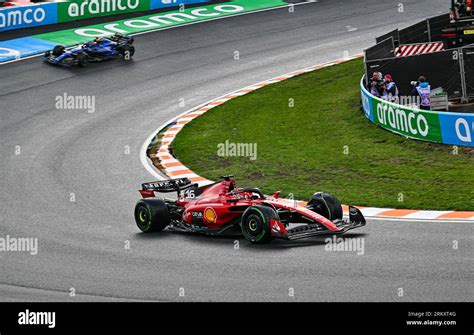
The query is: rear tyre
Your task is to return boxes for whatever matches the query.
[306,192,343,221]
[52,45,65,56]
[134,199,170,233]
[241,205,277,244]
[121,45,135,60]
[76,53,88,67]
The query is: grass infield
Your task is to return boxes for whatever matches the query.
[172,59,474,210]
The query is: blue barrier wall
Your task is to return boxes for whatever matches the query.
[361,77,474,147]
[0,3,58,31]
[0,0,210,32]
[438,113,474,146]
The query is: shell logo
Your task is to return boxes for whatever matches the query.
[204,207,217,223]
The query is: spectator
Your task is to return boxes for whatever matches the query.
[367,72,384,98]
[452,0,472,19]
[382,74,399,102]
[411,76,431,111]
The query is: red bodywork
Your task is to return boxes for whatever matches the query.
[140,178,347,239]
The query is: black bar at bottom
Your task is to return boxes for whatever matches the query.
[0,302,472,333]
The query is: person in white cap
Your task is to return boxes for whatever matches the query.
[368,72,384,97]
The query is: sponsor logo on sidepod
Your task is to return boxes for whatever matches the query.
[192,211,203,218]
[204,207,217,223]
[74,4,245,36]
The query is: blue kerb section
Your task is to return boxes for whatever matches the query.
[0,36,56,63]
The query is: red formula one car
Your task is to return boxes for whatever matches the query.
[134,176,366,244]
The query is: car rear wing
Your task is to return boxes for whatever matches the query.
[142,178,192,192]
[110,33,134,44]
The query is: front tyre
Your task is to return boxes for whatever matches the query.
[134,199,170,233]
[52,45,65,56]
[76,53,88,67]
[307,192,343,221]
[241,205,277,244]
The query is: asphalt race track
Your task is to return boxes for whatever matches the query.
[1,0,472,302]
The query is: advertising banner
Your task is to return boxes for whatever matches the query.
[371,94,443,143]
[0,3,58,32]
[1,0,286,63]
[360,81,374,123]
[439,113,474,146]
[360,78,474,147]
[0,0,212,31]
[57,0,152,23]
[35,0,286,46]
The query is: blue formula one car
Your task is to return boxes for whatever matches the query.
[44,33,135,67]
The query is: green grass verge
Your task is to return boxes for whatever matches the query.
[172,59,474,211]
